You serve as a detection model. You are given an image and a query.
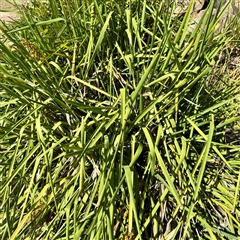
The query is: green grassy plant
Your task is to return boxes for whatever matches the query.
[0,0,240,239]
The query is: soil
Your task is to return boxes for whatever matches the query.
[0,0,21,22]
[174,0,240,29]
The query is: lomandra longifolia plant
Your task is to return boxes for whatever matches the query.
[0,0,240,239]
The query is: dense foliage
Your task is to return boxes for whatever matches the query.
[0,0,240,239]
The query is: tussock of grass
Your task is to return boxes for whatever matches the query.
[0,0,240,239]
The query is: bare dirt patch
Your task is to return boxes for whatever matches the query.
[0,0,20,22]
